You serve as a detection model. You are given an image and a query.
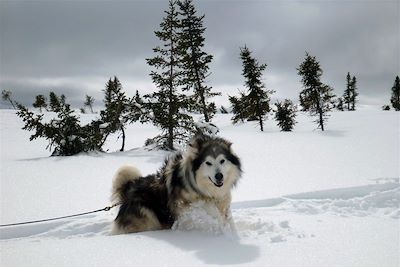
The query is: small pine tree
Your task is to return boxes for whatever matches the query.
[145,0,194,150]
[390,76,400,111]
[220,105,228,114]
[350,76,358,110]
[60,94,66,106]
[343,72,352,111]
[1,90,16,109]
[299,91,312,111]
[178,0,220,122]
[16,100,104,156]
[336,97,344,111]
[134,90,143,105]
[274,99,297,131]
[297,52,335,131]
[100,77,130,152]
[124,90,146,124]
[239,46,274,131]
[33,94,47,112]
[229,90,249,124]
[84,95,95,113]
[49,91,61,112]
[342,73,358,111]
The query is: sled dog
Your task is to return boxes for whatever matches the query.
[111,135,242,234]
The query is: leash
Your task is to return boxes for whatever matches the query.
[0,202,121,228]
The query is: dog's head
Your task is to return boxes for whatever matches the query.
[189,135,242,198]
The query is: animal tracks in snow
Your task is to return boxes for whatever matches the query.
[1,182,398,242]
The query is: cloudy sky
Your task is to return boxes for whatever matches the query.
[0,0,398,109]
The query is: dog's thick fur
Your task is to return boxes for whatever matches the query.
[111,135,242,234]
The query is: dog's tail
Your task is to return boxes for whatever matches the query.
[111,165,142,203]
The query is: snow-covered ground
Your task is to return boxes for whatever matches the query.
[1,108,399,266]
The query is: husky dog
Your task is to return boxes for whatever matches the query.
[111,135,242,234]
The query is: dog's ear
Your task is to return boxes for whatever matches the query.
[189,134,205,151]
[223,139,232,148]
[216,137,232,149]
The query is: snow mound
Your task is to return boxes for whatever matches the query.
[171,201,308,243]
[282,184,400,218]
[172,201,234,236]
[194,121,220,136]
[233,209,308,242]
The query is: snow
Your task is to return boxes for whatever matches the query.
[172,201,234,236]
[0,108,399,266]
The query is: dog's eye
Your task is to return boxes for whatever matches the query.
[206,161,212,166]
[220,159,225,164]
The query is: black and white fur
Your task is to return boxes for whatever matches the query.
[111,135,242,234]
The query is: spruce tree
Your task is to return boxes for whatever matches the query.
[274,99,297,131]
[84,95,95,113]
[124,90,146,124]
[342,72,358,111]
[134,90,143,105]
[299,91,311,111]
[33,94,47,112]
[100,77,130,152]
[145,0,194,150]
[49,91,61,112]
[343,72,352,111]
[297,52,335,131]
[178,0,219,122]
[60,94,66,106]
[390,76,400,111]
[337,97,344,111]
[350,76,358,111]
[229,90,249,124]
[16,100,104,156]
[1,90,16,109]
[239,46,273,131]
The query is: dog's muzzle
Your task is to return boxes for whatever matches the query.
[209,172,224,187]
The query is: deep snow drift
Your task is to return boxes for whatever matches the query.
[0,108,399,266]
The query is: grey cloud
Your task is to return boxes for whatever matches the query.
[0,0,398,109]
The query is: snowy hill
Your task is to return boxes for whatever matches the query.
[1,108,399,266]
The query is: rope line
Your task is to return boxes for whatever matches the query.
[0,203,121,228]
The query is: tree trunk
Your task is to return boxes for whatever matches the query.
[316,94,324,131]
[168,24,175,150]
[120,126,125,152]
[192,57,209,122]
[319,110,324,131]
[256,94,264,132]
[9,100,16,109]
[259,115,264,132]
[200,85,209,122]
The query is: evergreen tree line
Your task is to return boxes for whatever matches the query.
[3,0,400,156]
[12,0,219,155]
[15,77,144,156]
[337,72,358,111]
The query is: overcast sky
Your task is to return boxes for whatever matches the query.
[0,0,398,109]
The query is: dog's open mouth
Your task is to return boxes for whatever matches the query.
[209,177,223,187]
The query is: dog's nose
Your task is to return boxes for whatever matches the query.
[215,173,223,181]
